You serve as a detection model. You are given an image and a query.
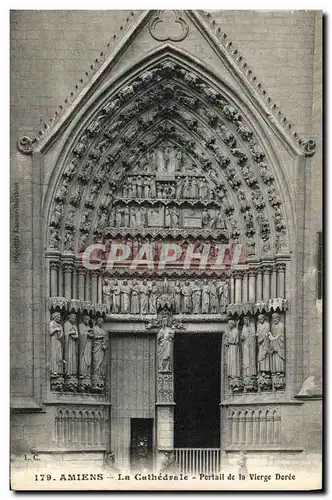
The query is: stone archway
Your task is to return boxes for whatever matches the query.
[41,48,294,470]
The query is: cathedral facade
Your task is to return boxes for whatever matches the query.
[10,10,322,479]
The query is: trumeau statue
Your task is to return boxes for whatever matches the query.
[49,312,64,376]
[157,316,175,372]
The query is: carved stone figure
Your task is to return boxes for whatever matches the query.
[199,178,207,198]
[131,279,140,315]
[49,312,64,376]
[241,316,257,376]
[201,279,210,314]
[157,317,175,372]
[192,280,201,314]
[121,279,130,314]
[140,279,149,314]
[269,313,285,374]
[222,280,230,306]
[50,203,63,227]
[49,228,60,249]
[112,280,121,314]
[92,318,107,384]
[175,176,183,198]
[150,177,157,198]
[123,206,130,227]
[79,315,94,381]
[225,320,240,377]
[63,230,74,252]
[256,314,270,373]
[149,281,157,314]
[181,280,192,313]
[210,280,219,314]
[64,313,79,381]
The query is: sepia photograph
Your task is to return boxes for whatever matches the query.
[10,7,323,491]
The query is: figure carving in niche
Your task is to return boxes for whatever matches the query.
[115,206,123,227]
[49,312,64,377]
[202,208,210,228]
[192,280,201,314]
[181,280,192,313]
[165,207,171,227]
[149,281,157,314]
[215,210,226,230]
[241,316,257,377]
[150,177,157,198]
[221,280,230,306]
[50,203,63,227]
[55,179,69,202]
[199,178,207,198]
[92,317,107,390]
[143,177,150,198]
[78,232,89,253]
[157,316,175,372]
[173,280,181,314]
[170,206,179,227]
[140,279,149,314]
[202,279,210,314]
[64,313,79,389]
[121,279,130,314]
[225,320,240,377]
[183,177,191,198]
[64,230,74,252]
[112,280,121,314]
[136,176,143,198]
[131,279,140,315]
[123,206,130,227]
[175,176,183,198]
[256,314,270,373]
[269,313,285,374]
[210,280,219,314]
[79,315,93,387]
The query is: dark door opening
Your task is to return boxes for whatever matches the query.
[174,332,221,448]
[130,418,153,471]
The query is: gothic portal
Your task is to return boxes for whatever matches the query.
[11,10,322,479]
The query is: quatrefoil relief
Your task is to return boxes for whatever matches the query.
[149,10,189,42]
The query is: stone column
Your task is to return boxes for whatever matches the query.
[85,272,91,302]
[156,320,175,459]
[78,268,86,301]
[270,265,277,298]
[72,264,78,300]
[49,260,59,297]
[256,268,263,302]
[242,271,249,304]
[91,271,98,304]
[277,263,286,298]
[234,271,242,304]
[98,274,103,304]
[262,266,272,302]
[248,269,256,303]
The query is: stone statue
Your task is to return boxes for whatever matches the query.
[183,177,191,198]
[149,281,157,314]
[149,177,157,198]
[112,280,121,314]
[131,279,140,315]
[256,314,270,373]
[241,316,257,376]
[225,320,240,377]
[123,206,130,227]
[121,279,130,314]
[175,176,183,198]
[162,277,170,295]
[102,279,112,312]
[92,317,107,380]
[140,279,149,314]
[173,280,181,314]
[269,313,285,373]
[157,317,175,372]
[201,279,210,314]
[64,313,79,377]
[136,176,143,198]
[199,178,207,198]
[143,177,150,198]
[190,177,198,198]
[222,280,230,306]
[210,280,219,314]
[181,280,192,313]
[165,207,171,227]
[79,315,93,379]
[192,280,201,314]
[49,312,64,376]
